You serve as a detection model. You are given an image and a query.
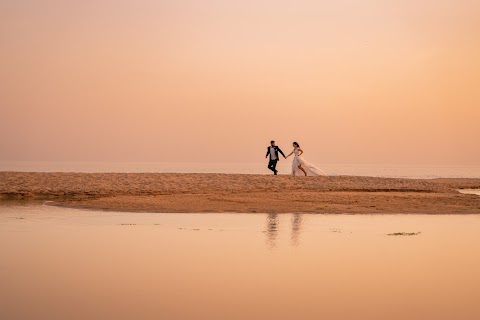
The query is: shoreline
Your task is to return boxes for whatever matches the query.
[1,172,480,214]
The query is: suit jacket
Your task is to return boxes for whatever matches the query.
[266,146,286,160]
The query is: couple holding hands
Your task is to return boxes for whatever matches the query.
[266,140,326,176]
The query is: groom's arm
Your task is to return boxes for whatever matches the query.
[277,148,286,158]
[266,147,270,158]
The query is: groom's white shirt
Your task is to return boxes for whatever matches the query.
[269,146,277,160]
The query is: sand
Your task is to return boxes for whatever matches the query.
[1,172,480,214]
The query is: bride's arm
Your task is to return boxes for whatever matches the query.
[285,149,294,158]
[298,148,304,156]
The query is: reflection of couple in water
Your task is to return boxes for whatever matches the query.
[265,213,303,248]
[266,140,327,176]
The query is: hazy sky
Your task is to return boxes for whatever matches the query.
[1,0,479,165]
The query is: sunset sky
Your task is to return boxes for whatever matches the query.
[1,0,479,165]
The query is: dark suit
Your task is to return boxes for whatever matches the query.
[266,146,286,175]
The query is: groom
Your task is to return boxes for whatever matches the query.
[265,140,286,175]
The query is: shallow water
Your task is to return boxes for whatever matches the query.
[459,189,480,196]
[1,205,480,320]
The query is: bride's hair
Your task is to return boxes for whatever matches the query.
[293,142,300,148]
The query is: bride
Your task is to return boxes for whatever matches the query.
[285,142,327,176]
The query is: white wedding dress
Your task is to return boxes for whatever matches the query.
[291,148,327,176]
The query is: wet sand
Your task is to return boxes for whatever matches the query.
[1,172,480,213]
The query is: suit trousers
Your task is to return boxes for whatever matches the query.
[268,158,278,174]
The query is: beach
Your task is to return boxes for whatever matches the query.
[1,172,479,214]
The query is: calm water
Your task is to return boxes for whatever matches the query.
[1,204,480,320]
[459,189,480,196]
[1,161,479,178]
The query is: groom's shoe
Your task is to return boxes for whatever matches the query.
[274,170,278,175]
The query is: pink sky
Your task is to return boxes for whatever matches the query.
[1,0,479,165]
